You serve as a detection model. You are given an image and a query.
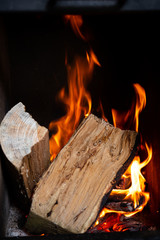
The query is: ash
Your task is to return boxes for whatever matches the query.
[6,205,30,237]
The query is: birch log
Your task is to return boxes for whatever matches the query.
[26,114,138,234]
[0,102,50,205]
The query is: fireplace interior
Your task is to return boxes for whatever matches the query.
[1,7,160,239]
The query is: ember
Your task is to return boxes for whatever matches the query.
[88,213,145,232]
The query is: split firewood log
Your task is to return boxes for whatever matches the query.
[26,114,138,234]
[0,102,50,207]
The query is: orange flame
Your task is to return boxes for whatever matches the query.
[51,14,151,231]
[93,143,152,231]
[112,83,146,132]
[49,50,100,161]
[64,15,86,40]
[93,83,152,231]
[110,143,152,214]
[99,101,108,122]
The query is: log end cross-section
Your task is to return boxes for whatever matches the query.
[26,114,138,234]
[0,102,50,201]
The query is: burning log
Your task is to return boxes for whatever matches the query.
[105,201,134,212]
[0,102,50,206]
[26,114,138,234]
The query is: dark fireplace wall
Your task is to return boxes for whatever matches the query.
[1,12,160,233]
[0,17,10,236]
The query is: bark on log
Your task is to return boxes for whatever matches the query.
[0,102,50,204]
[26,114,138,234]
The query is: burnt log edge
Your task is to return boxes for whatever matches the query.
[89,133,140,231]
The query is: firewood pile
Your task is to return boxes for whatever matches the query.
[0,103,138,234]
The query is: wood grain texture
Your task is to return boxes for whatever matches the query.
[0,102,50,199]
[26,114,138,234]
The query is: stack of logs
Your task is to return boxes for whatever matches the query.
[0,103,138,234]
